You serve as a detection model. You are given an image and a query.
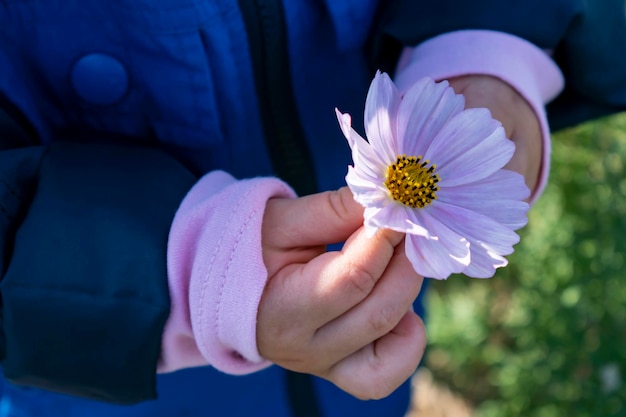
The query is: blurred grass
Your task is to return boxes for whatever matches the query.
[424,113,626,417]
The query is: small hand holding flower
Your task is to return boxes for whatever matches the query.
[258,188,426,400]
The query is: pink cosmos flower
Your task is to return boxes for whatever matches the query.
[336,71,530,279]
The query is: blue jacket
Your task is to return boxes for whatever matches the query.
[1,1,625,416]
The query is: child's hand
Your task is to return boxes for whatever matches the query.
[448,75,543,194]
[257,187,426,400]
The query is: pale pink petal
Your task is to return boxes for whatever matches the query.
[457,198,527,230]
[406,210,471,279]
[364,72,401,162]
[441,170,530,202]
[364,203,472,280]
[362,206,391,237]
[429,201,520,256]
[336,109,388,180]
[405,232,469,280]
[363,199,414,237]
[437,171,529,229]
[424,108,501,163]
[427,203,514,279]
[345,152,385,187]
[366,203,431,237]
[396,78,465,157]
[461,242,509,278]
[346,167,389,207]
[437,129,514,186]
[439,195,529,230]
[345,166,384,194]
[425,109,514,186]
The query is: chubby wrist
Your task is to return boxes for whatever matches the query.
[394,29,564,203]
[160,171,296,375]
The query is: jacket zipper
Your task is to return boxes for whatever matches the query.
[237,0,318,197]
[236,2,321,414]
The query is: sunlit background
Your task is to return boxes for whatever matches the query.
[407,113,626,417]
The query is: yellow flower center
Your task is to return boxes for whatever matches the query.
[385,154,440,208]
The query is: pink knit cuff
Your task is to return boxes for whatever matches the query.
[159,171,296,375]
[394,30,565,203]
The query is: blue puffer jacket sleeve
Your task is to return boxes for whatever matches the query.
[371,0,626,130]
[0,104,196,404]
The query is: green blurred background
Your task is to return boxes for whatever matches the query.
[424,113,626,417]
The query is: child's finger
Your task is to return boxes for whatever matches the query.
[311,243,423,361]
[325,311,427,400]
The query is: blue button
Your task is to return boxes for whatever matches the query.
[71,53,129,105]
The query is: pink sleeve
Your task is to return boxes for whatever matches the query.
[158,170,296,375]
[394,30,565,203]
